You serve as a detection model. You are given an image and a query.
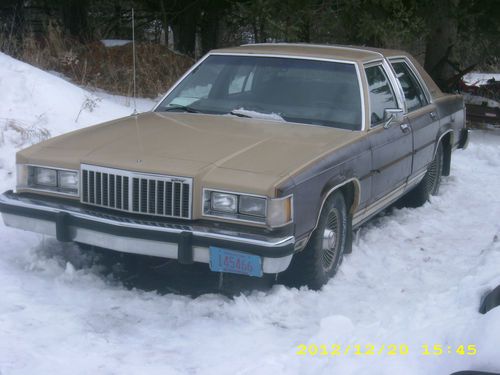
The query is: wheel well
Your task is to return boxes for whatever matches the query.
[309,180,358,254]
[318,179,360,217]
[441,132,452,176]
[336,181,358,254]
[314,180,360,231]
[338,181,358,215]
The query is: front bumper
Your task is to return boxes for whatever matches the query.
[0,191,295,274]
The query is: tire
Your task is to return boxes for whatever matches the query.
[285,191,348,290]
[403,142,444,208]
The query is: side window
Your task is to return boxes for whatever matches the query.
[391,61,428,112]
[365,65,398,126]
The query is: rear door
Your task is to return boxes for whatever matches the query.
[389,58,439,180]
[365,62,413,205]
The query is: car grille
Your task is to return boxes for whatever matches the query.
[80,164,192,219]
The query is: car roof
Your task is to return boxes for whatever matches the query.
[210,43,443,98]
[211,43,411,63]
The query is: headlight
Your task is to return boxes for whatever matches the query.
[58,170,79,189]
[19,165,79,196]
[239,195,266,217]
[211,192,238,213]
[203,189,292,227]
[33,167,57,187]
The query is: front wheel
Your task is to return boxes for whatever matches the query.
[285,191,348,290]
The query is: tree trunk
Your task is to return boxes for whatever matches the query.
[424,0,458,91]
[200,8,219,54]
[60,0,90,40]
[171,7,197,57]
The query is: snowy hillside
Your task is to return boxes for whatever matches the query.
[0,52,499,375]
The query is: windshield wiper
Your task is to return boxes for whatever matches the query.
[229,108,286,122]
[162,105,200,113]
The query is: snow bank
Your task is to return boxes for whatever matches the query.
[0,53,499,375]
[0,52,133,135]
[0,52,154,187]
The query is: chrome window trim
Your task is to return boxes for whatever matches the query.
[382,58,406,112]
[388,56,433,104]
[17,164,80,197]
[153,52,366,131]
[81,164,193,220]
[383,59,407,113]
[363,61,404,129]
[363,58,386,65]
[241,43,384,58]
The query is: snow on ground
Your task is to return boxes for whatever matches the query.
[0,52,499,375]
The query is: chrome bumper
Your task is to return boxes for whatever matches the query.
[0,191,294,274]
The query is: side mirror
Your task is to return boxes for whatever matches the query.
[383,108,404,129]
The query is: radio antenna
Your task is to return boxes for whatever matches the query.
[131,8,138,115]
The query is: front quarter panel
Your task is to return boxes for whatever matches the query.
[277,136,371,240]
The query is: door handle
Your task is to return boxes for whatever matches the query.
[429,111,437,120]
[400,123,411,133]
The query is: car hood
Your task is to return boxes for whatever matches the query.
[18,112,363,196]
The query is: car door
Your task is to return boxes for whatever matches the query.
[365,62,413,206]
[389,58,439,180]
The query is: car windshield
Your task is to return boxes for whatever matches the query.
[156,55,363,130]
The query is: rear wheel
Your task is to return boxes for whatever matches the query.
[285,191,348,290]
[403,142,444,207]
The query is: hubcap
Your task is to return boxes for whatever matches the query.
[321,208,340,272]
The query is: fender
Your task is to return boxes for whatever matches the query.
[319,177,361,217]
[434,129,454,176]
[434,129,454,159]
[293,177,361,254]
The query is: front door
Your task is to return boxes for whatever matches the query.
[365,63,413,204]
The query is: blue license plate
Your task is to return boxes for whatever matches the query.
[209,247,262,277]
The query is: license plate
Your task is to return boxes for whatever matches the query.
[209,247,262,277]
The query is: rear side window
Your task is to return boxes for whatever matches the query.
[365,65,398,126]
[391,61,428,112]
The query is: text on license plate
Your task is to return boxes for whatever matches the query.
[209,247,263,277]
